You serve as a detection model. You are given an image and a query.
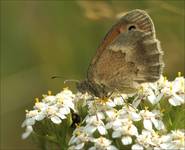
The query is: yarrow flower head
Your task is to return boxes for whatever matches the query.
[22,74,185,149]
[22,88,76,139]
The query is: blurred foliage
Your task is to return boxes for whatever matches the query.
[0,0,184,149]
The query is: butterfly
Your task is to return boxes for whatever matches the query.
[77,9,164,98]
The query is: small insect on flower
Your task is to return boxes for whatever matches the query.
[70,113,81,128]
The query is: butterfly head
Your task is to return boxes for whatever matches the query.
[76,80,108,98]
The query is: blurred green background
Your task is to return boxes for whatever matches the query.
[0,0,184,149]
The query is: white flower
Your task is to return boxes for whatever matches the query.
[173,77,185,93]
[132,144,144,150]
[140,79,166,105]
[21,126,33,139]
[69,126,93,150]
[147,90,164,105]
[85,112,105,123]
[112,119,138,145]
[68,143,85,150]
[151,110,165,130]
[87,98,117,115]
[140,109,164,131]
[46,105,67,124]
[75,92,92,107]
[105,107,139,130]
[168,93,184,106]
[22,109,46,127]
[121,136,133,145]
[42,95,56,104]
[142,82,163,105]
[85,115,107,135]
[105,109,120,129]
[112,96,125,106]
[134,130,153,149]
[119,106,141,121]
[89,137,118,150]
[57,88,75,99]
[160,130,185,150]
[34,102,48,111]
[56,89,75,110]
[161,76,185,106]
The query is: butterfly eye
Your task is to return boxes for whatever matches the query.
[128,25,136,31]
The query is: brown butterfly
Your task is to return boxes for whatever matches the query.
[77,9,164,98]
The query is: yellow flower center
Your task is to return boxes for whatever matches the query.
[57,98,64,104]
[99,136,104,144]
[161,108,165,113]
[63,87,69,91]
[181,80,184,92]
[42,94,47,98]
[164,76,167,83]
[170,83,173,91]
[100,98,109,104]
[178,72,181,77]
[144,106,149,110]
[35,98,39,103]
[48,90,52,95]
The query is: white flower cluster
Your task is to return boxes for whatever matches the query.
[68,76,185,150]
[68,96,167,149]
[22,88,75,139]
[141,75,184,106]
[22,75,185,150]
[132,129,185,150]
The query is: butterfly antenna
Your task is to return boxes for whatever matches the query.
[94,104,99,121]
[51,75,64,79]
[64,79,80,84]
[51,75,80,84]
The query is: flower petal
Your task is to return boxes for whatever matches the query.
[152,118,165,130]
[169,95,183,106]
[131,112,141,121]
[144,119,153,130]
[35,113,45,121]
[97,125,107,135]
[75,143,85,149]
[132,144,144,150]
[25,118,35,126]
[85,125,96,134]
[51,116,61,124]
[107,145,118,150]
[112,130,122,138]
[21,126,33,139]
[121,136,132,145]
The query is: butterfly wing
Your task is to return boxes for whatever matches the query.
[87,9,164,93]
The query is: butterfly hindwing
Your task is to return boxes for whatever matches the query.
[87,9,164,93]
